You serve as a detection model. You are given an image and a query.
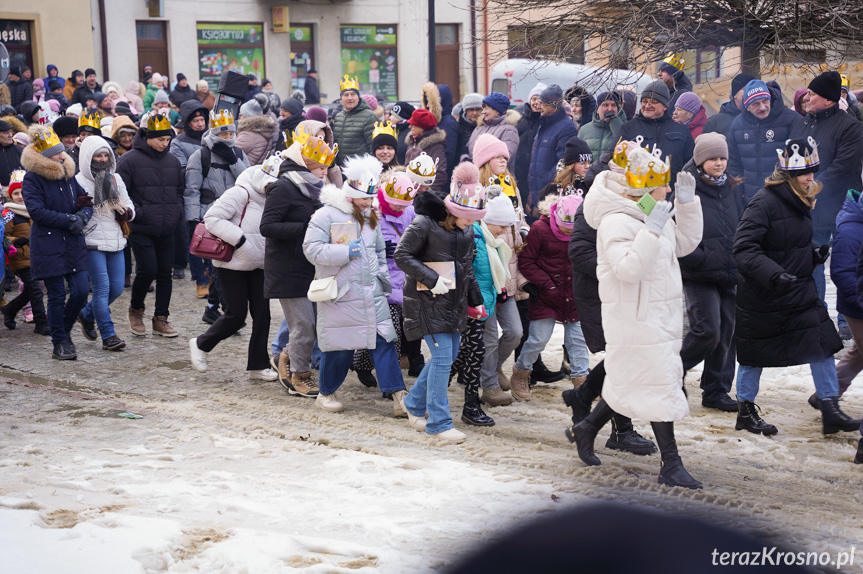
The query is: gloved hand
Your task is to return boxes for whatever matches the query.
[644,201,675,236]
[522,283,539,298]
[114,209,133,222]
[384,239,396,259]
[212,142,238,165]
[7,245,17,258]
[430,276,453,295]
[674,172,696,204]
[12,237,29,247]
[467,305,488,319]
[68,214,85,235]
[74,209,91,225]
[813,243,830,265]
[76,194,94,209]
[348,238,362,260]
[774,272,797,292]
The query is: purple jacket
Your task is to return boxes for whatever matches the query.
[380,204,416,305]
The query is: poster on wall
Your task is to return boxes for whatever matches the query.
[340,25,397,101]
[197,23,265,92]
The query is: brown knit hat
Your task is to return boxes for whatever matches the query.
[693,132,728,166]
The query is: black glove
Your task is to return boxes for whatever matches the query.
[68,214,85,235]
[74,209,90,225]
[235,235,246,249]
[814,243,830,265]
[12,237,29,247]
[384,240,396,259]
[496,287,509,305]
[522,283,539,298]
[76,194,94,209]
[774,272,797,292]
[211,142,238,165]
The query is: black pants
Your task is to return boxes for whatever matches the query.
[129,232,174,317]
[123,244,132,276]
[450,317,485,391]
[196,267,270,370]
[514,298,530,360]
[680,281,737,399]
[5,267,46,324]
[173,220,188,271]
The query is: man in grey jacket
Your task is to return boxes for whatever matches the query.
[332,78,376,167]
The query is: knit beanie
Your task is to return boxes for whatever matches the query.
[361,94,379,111]
[280,97,305,117]
[446,162,487,220]
[176,73,186,82]
[462,92,483,111]
[240,99,263,118]
[13,132,30,147]
[151,73,164,85]
[114,101,133,117]
[390,101,416,122]
[693,132,728,166]
[596,91,621,107]
[742,80,770,108]
[808,71,842,103]
[372,131,398,152]
[305,106,328,123]
[553,194,583,230]
[472,133,510,168]
[539,84,564,107]
[153,90,170,105]
[562,136,593,166]
[731,73,756,98]
[640,81,671,106]
[658,62,679,77]
[529,82,547,101]
[483,92,510,115]
[483,190,517,226]
[85,68,96,78]
[675,92,702,115]
[407,108,437,131]
[65,103,83,117]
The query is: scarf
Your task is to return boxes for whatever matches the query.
[478,221,512,294]
[697,167,727,187]
[90,158,120,207]
[377,188,402,218]
[293,169,324,200]
[548,206,572,242]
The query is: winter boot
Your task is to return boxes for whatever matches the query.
[1,305,16,329]
[606,415,657,455]
[855,438,863,464]
[820,397,862,434]
[809,379,852,410]
[52,342,77,361]
[560,345,571,376]
[571,375,587,389]
[77,313,97,341]
[399,355,410,370]
[652,421,703,489]
[357,369,378,388]
[462,386,495,427]
[276,349,290,386]
[202,305,221,325]
[33,321,50,336]
[735,401,778,435]
[496,368,511,391]
[128,307,146,336]
[196,284,209,299]
[433,428,467,444]
[563,381,599,425]
[481,386,513,407]
[102,335,126,351]
[564,399,614,466]
[408,353,425,377]
[530,355,565,385]
[287,372,319,398]
[510,366,532,401]
[152,316,178,337]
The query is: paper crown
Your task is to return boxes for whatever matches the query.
[301,135,338,167]
[79,109,103,130]
[210,109,234,129]
[8,169,25,192]
[622,139,671,188]
[292,125,315,147]
[406,152,438,187]
[662,52,685,71]
[340,75,360,92]
[611,136,649,170]
[383,172,417,206]
[777,137,820,171]
[147,113,172,133]
[33,128,63,155]
[373,121,396,139]
[449,179,487,213]
[841,74,851,89]
[343,154,383,197]
[261,154,282,179]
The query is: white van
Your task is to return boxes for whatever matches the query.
[490,58,654,104]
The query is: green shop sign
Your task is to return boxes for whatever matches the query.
[197,23,263,45]
[340,26,396,46]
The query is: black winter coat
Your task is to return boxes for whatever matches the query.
[609,114,694,188]
[8,77,33,108]
[789,103,863,232]
[395,122,411,166]
[394,191,483,341]
[70,83,101,106]
[0,142,22,187]
[259,158,322,299]
[677,161,740,286]
[304,75,320,105]
[830,192,863,320]
[666,71,693,118]
[568,203,604,353]
[515,104,541,206]
[455,113,477,164]
[733,182,842,367]
[702,100,740,138]
[116,130,184,237]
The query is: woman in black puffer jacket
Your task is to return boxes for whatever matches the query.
[395,163,484,444]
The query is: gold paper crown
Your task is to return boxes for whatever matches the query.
[301,136,338,167]
[611,136,650,169]
[210,109,234,129]
[292,125,314,147]
[624,150,671,188]
[8,169,25,189]
[148,113,172,132]
[33,129,62,154]
[340,75,360,92]
[841,74,851,89]
[384,173,417,203]
[373,121,396,139]
[662,52,685,72]
[79,109,103,130]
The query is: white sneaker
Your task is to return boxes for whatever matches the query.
[433,428,467,444]
[407,411,427,432]
[391,390,408,417]
[249,368,278,381]
[189,338,208,372]
[315,392,344,413]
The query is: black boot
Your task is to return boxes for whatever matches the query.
[565,399,614,466]
[531,355,565,385]
[562,383,598,425]
[855,438,863,464]
[52,342,77,361]
[462,386,495,427]
[820,397,862,434]
[202,306,222,325]
[33,321,51,336]
[407,353,425,377]
[606,415,657,455]
[356,370,378,388]
[77,314,97,341]
[735,401,778,435]
[560,345,571,376]
[651,421,702,489]
[1,305,16,329]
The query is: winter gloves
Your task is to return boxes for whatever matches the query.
[384,240,397,259]
[348,238,362,259]
[814,244,830,266]
[774,272,797,292]
[431,276,453,295]
[645,201,675,237]
[11,237,28,247]
[76,194,94,209]
[67,213,86,234]
[212,142,238,165]
[674,172,696,204]
[467,305,488,319]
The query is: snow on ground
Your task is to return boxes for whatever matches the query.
[0,270,862,573]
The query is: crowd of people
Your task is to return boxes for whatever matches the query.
[2,56,863,489]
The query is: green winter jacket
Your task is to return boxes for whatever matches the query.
[578,109,626,159]
[332,97,377,166]
[471,222,497,320]
[143,83,159,111]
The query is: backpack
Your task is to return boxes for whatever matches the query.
[200,146,244,179]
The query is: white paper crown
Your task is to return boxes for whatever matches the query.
[406,152,438,187]
[777,137,820,171]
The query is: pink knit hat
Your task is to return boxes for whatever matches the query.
[472,133,509,168]
[361,94,379,111]
[445,162,487,220]
[553,193,583,230]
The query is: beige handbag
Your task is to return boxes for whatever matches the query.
[307,267,344,302]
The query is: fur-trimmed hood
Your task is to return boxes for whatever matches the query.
[412,127,446,151]
[1,115,27,134]
[319,182,354,214]
[238,114,277,134]
[421,82,442,123]
[476,108,522,127]
[413,189,447,221]
[537,193,560,217]
[21,126,75,180]
[110,115,138,141]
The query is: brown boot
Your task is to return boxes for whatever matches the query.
[128,307,146,336]
[277,349,291,385]
[496,368,511,391]
[571,375,588,389]
[152,315,178,338]
[482,386,513,407]
[288,372,319,397]
[510,367,531,401]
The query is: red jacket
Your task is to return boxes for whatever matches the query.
[688,107,708,139]
[518,214,578,323]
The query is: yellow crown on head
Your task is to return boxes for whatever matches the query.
[611,136,649,170]
[301,136,338,167]
[292,125,314,147]
[210,109,234,129]
[33,129,62,154]
[624,145,672,188]
[373,121,396,139]
[147,113,172,132]
[79,109,103,130]
[384,173,416,203]
[340,75,360,92]
[663,52,685,72]
[841,74,851,90]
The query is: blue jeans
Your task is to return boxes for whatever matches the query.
[319,334,406,395]
[736,357,839,402]
[404,333,460,435]
[81,250,125,340]
[43,270,90,345]
[269,318,322,367]
[515,318,590,377]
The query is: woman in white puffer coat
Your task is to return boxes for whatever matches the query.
[188,156,277,381]
[571,144,704,489]
[74,135,135,351]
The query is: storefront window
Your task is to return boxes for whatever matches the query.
[289,26,314,93]
[0,20,33,75]
[340,25,398,101]
[197,22,265,92]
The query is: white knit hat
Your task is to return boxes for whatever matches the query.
[529,82,548,100]
[483,187,516,226]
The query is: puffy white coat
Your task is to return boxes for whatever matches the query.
[74,136,135,252]
[583,170,703,422]
[203,165,267,271]
[303,184,396,352]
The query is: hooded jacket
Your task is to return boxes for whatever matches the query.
[0,140,23,187]
[116,129,184,237]
[379,203,416,306]
[235,114,278,166]
[303,183,396,351]
[124,81,144,114]
[169,100,209,169]
[404,127,448,193]
[455,112,477,167]
[332,96,377,166]
[8,76,33,108]
[44,65,65,89]
[702,100,740,137]
[203,165,267,272]
[394,190,483,341]
[610,112,695,190]
[830,191,863,320]
[733,181,843,367]
[421,83,458,180]
[583,169,703,422]
[528,107,580,204]
[110,115,138,156]
[666,70,693,117]
[515,103,541,205]
[467,109,522,173]
[184,130,249,221]
[4,198,31,271]
[578,108,626,159]
[74,136,135,252]
[304,74,320,105]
